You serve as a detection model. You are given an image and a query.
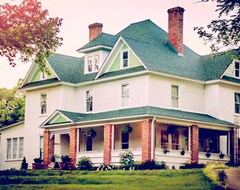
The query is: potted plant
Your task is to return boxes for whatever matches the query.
[85,128,97,138]
[21,157,28,169]
[166,126,179,135]
[219,151,225,159]
[33,157,43,164]
[51,155,56,163]
[122,125,133,134]
[205,148,211,158]
[180,148,185,156]
[163,148,170,154]
[61,155,71,163]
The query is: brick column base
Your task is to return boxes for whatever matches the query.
[69,127,77,165]
[104,124,112,165]
[230,127,238,165]
[190,125,199,164]
[43,130,51,165]
[142,119,152,162]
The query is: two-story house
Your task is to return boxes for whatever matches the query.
[0,7,239,170]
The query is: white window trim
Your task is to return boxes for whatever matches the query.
[86,54,100,74]
[40,92,47,115]
[171,85,179,109]
[121,83,129,108]
[121,50,129,69]
[235,92,240,115]
[6,137,24,160]
[86,89,93,112]
[40,71,47,80]
[235,61,240,78]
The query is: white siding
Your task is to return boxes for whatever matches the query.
[204,84,220,118]
[219,84,240,123]
[76,76,148,113]
[24,86,62,167]
[0,123,24,170]
[149,75,204,113]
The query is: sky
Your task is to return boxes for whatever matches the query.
[0,0,218,89]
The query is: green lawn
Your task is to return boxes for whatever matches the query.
[0,169,222,190]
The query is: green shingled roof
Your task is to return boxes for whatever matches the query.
[77,33,118,51]
[23,19,238,89]
[47,106,232,126]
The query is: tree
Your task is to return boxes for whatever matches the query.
[0,0,63,73]
[0,79,25,128]
[194,0,240,59]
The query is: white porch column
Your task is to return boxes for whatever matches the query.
[188,126,191,151]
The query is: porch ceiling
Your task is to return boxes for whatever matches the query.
[41,106,233,128]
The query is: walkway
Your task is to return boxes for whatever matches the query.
[225,168,240,190]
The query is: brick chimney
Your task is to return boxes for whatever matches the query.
[167,7,185,55]
[88,23,103,41]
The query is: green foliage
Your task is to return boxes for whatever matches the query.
[203,162,228,188]
[119,150,135,170]
[51,155,56,163]
[0,80,25,128]
[195,0,240,59]
[122,125,133,134]
[134,160,166,170]
[77,157,92,171]
[61,155,71,163]
[0,169,222,189]
[85,128,97,138]
[0,0,63,71]
[33,158,43,164]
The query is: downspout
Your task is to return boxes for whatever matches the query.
[151,116,156,160]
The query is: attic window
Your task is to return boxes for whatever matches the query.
[235,62,239,78]
[40,72,47,80]
[87,57,93,72]
[121,50,129,68]
[87,55,100,73]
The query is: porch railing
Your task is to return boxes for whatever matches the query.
[199,152,230,164]
[77,150,103,166]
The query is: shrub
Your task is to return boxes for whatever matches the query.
[135,160,166,170]
[119,150,135,170]
[97,164,115,171]
[61,155,71,163]
[203,162,228,188]
[53,162,60,169]
[77,156,92,170]
[33,158,43,164]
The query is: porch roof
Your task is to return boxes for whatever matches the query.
[44,106,233,127]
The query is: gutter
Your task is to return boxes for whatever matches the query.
[151,116,156,160]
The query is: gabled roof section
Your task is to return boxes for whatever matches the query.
[42,110,79,126]
[95,36,147,79]
[77,33,118,52]
[42,106,232,127]
[202,50,238,81]
[21,59,59,89]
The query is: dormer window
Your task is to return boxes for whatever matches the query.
[235,61,239,78]
[94,55,99,71]
[121,50,129,68]
[87,57,93,72]
[87,55,100,73]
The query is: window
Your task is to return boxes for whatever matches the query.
[235,62,240,78]
[13,138,17,159]
[160,130,168,149]
[122,50,129,68]
[40,72,47,80]
[235,93,240,114]
[86,137,93,151]
[6,137,24,160]
[171,133,179,150]
[40,93,47,114]
[86,90,93,112]
[19,137,24,159]
[171,85,179,108]
[122,84,129,107]
[121,132,129,149]
[94,55,99,71]
[87,57,93,72]
[39,136,43,159]
[7,139,11,159]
